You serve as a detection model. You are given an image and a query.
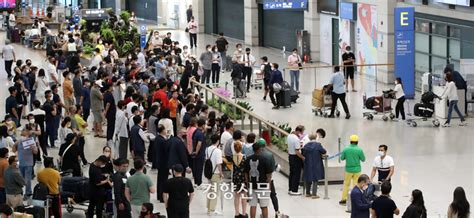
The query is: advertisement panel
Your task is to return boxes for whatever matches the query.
[263,0,308,10]
[355,4,378,77]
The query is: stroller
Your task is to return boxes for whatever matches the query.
[61,176,90,213]
[312,85,340,117]
[363,90,395,121]
[406,91,441,127]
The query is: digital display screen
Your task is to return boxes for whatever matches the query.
[0,0,16,9]
[263,0,308,10]
[318,0,339,16]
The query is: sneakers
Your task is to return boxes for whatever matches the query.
[345,114,351,119]
[442,123,451,127]
[460,121,468,126]
[339,200,347,205]
[288,191,302,196]
[207,210,222,216]
[272,106,280,110]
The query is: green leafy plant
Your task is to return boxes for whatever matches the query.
[271,135,288,152]
[119,11,131,25]
[100,28,115,43]
[121,41,134,56]
[83,44,95,56]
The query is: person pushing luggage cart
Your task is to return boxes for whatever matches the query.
[327,66,351,119]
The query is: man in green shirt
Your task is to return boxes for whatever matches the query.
[125,158,155,217]
[339,135,365,205]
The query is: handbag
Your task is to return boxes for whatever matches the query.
[272,83,282,93]
[197,66,204,76]
[185,27,189,33]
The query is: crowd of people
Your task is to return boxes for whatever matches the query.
[0,10,471,218]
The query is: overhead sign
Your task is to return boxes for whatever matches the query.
[140,35,147,49]
[394,7,415,99]
[340,2,357,20]
[263,0,308,10]
[81,9,109,19]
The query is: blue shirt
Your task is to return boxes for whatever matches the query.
[330,71,346,94]
[270,70,283,85]
[155,60,168,79]
[350,186,371,218]
[18,137,35,167]
[192,129,206,158]
[81,87,91,109]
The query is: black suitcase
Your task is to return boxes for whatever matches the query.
[10,29,20,43]
[279,89,292,107]
[414,103,434,117]
[290,89,299,103]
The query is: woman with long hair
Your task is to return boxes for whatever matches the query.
[58,133,81,176]
[35,69,50,104]
[441,72,467,127]
[448,187,470,218]
[232,140,248,218]
[0,126,14,149]
[402,189,427,218]
[393,77,406,120]
[58,117,73,146]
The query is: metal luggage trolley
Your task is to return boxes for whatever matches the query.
[253,68,264,90]
[362,90,396,121]
[312,86,340,117]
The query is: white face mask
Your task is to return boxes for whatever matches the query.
[378,151,385,156]
[238,48,242,52]
[362,185,368,191]
[29,119,35,124]
[99,41,103,44]
[16,161,20,166]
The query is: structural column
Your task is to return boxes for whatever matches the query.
[192,0,205,33]
[376,0,396,83]
[304,0,321,62]
[244,0,259,46]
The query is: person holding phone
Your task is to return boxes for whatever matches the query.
[188,16,198,49]
[342,46,357,92]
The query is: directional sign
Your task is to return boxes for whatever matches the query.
[140,25,147,35]
[263,0,308,10]
[140,35,147,49]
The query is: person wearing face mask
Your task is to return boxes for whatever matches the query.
[287,48,302,92]
[269,63,284,109]
[112,158,131,218]
[154,55,168,80]
[198,44,212,85]
[350,174,371,218]
[12,126,38,200]
[232,44,244,64]
[62,71,75,107]
[90,48,103,70]
[370,145,394,183]
[342,46,357,92]
[96,39,105,53]
[240,48,256,92]
[339,135,365,206]
[155,124,169,202]
[25,112,42,161]
[87,155,113,218]
[391,77,406,121]
[302,129,326,199]
[286,125,305,196]
[30,100,46,157]
[4,155,26,208]
[102,146,115,215]
[211,45,222,85]
[151,31,163,49]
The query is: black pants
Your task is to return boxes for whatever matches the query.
[115,203,131,218]
[189,33,197,48]
[4,60,13,78]
[50,195,61,218]
[330,92,350,116]
[288,155,303,192]
[78,136,88,165]
[243,67,252,91]
[211,63,220,84]
[171,117,177,138]
[83,108,90,124]
[106,117,115,141]
[167,207,189,218]
[0,187,5,204]
[157,167,169,201]
[395,96,406,120]
[118,137,128,160]
[135,150,145,161]
[148,140,156,169]
[87,191,105,218]
[192,157,204,186]
[270,180,279,212]
[201,69,211,84]
[270,87,281,107]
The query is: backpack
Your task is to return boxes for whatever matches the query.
[263,63,272,80]
[33,182,49,201]
[231,64,243,79]
[204,148,217,180]
[421,91,436,104]
[216,38,227,51]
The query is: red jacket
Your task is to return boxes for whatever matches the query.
[152,89,169,109]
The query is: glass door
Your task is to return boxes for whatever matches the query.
[332,18,340,66]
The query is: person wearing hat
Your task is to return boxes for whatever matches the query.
[87,155,112,218]
[339,134,366,205]
[163,164,195,218]
[91,79,105,138]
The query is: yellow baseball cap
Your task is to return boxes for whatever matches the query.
[350,135,359,142]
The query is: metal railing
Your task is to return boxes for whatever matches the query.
[283,63,394,92]
[190,79,345,200]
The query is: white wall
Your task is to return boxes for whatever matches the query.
[319,14,333,65]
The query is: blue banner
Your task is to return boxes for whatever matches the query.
[394,7,415,99]
[263,0,308,10]
[140,35,147,50]
[340,2,356,20]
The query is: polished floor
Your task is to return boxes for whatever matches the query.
[0,30,472,217]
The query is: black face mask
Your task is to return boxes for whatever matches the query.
[140,211,149,217]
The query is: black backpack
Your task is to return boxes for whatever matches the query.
[204,148,217,180]
[263,63,272,80]
[33,182,49,201]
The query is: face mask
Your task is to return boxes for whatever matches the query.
[99,41,103,44]
[29,119,35,124]
[16,161,20,166]
[378,151,385,156]
[362,185,368,191]
[140,212,148,217]
[293,52,297,55]
[208,49,212,52]
[271,68,275,71]
[238,48,242,52]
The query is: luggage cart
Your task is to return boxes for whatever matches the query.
[362,90,395,121]
[253,69,264,90]
[312,87,340,117]
[406,91,441,127]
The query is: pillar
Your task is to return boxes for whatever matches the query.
[192,0,205,33]
[244,0,259,46]
[376,0,396,83]
[304,0,321,62]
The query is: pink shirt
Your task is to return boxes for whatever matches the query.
[188,21,198,34]
[287,54,300,69]
[186,127,197,154]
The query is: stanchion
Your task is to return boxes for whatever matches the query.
[338,137,341,163]
[323,155,329,200]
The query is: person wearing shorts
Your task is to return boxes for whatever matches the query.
[90,80,105,137]
[342,46,357,92]
[245,143,274,218]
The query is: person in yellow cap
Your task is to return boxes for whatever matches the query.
[339,134,366,205]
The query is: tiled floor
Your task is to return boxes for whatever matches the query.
[0,30,472,217]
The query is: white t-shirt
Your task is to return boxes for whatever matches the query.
[286,133,301,155]
[205,145,223,174]
[126,102,139,118]
[220,130,234,154]
[373,155,395,169]
[394,84,405,99]
[2,45,15,61]
[47,63,57,83]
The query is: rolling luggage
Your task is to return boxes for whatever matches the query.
[10,28,20,43]
[290,89,299,103]
[279,89,292,107]
[61,177,90,203]
[414,103,434,117]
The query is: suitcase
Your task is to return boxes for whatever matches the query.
[225,55,233,71]
[414,103,434,117]
[290,89,299,103]
[279,89,292,107]
[10,29,20,43]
